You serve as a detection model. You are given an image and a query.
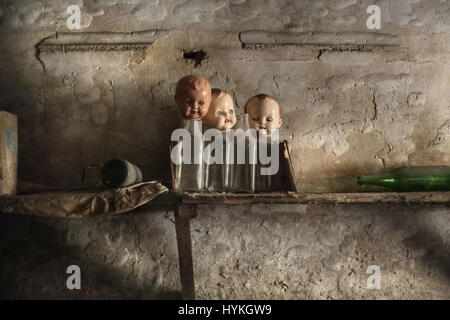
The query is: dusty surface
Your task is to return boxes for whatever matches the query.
[0,0,449,299]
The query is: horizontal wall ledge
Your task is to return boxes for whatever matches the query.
[240,31,399,47]
[38,30,169,52]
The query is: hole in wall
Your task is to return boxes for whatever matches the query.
[183,50,207,67]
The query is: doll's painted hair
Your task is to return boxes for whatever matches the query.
[211,88,228,99]
[175,74,211,98]
[244,94,281,114]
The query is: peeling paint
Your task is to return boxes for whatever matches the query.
[329,0,357,10]
[429,120,450,151]
[407,92,425,107]
[173,0,226,23]
[132,1,167,22]
[333,15,356,25]
[0,0,103,29]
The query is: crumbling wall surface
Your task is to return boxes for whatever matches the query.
[1,204,449,299]
[192,204,450,299]
[0,0,449,298]
[0,207,182,299]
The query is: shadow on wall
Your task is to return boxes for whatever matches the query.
[0,40,183,189]
[349,203,450,286]
[0,210,181,299]
[394,207,450,282]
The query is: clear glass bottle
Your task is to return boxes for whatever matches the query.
[231,114,256,192]
[223,129,234,191]
[204,131,231,192]
[255,130,279,192]
[173,119,204,192]
[255,134,270,192]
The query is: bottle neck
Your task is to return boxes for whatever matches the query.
[182,119,203,134]
[357,174,395,186]
[236,114,250,130]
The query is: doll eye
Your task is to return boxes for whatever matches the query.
[228,109,234,114]
[253,117,259,121]
[198,101,204,106]
[216,111,222,116]
[267,117,273,122]
[185,99,193,105]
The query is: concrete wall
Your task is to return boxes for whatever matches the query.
[0,0,449,298]
[1,203,449,299]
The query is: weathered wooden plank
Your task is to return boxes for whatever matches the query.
[178,191,450,205]
[174,204,197,300]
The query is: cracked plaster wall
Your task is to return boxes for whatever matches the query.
[0,0,449,299]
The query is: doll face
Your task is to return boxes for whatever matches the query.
[245,97,282,134]
[203,93,236,131]
[178,89,210,120]
[175,75,211,120]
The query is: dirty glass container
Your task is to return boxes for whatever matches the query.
[172,119,204,192]
[204,131,232,192]
[255,131,279,192]
[223,129,234,191]
[231,114,256,193]
[255,136,271,192]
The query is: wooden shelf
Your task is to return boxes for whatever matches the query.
[177,191,450,205]
[3,189,450,219]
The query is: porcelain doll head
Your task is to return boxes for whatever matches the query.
[244,94,282,134]
[202,89,237,131]
[174,74,212,120]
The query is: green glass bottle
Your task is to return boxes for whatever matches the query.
[357,166,450,192]
[101,158,143,188]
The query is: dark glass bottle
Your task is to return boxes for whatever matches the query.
[357,166,450,192]
[101,158,143,188]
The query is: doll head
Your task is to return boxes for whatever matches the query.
[174,74,212,120]
[202,89,237,131]
[244,94,282,134]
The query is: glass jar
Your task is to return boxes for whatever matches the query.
[231,114,256,193]
[172,119,204,192]
[204,131,230,192]
[256,130,280,192]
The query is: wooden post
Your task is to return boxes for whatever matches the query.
[174,203,197,300]
[0,111,18,196]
